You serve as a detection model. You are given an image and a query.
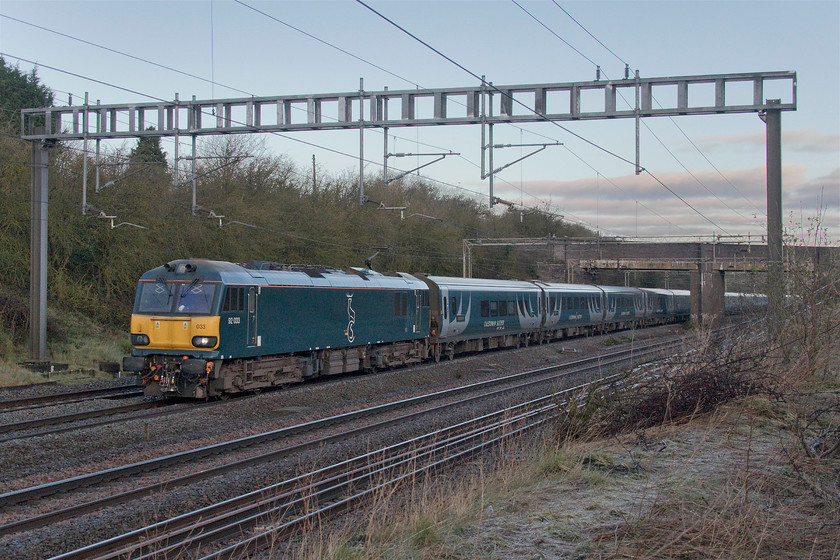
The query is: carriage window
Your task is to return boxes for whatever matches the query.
[451,297,457,315]
[402,293,408,316]
[498,301,507,316]
[395,293,401,316]
[490,300,498,317]
[481,300,489,317]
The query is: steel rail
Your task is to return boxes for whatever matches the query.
[0,386,143,412]
[0,338,677,541]
[0,346,660,541]
[55,325,711,560]
[0,398,230,442]
[0,336,678,510]
[0,401,159,437]
[206,370,645,560]
[56,370,620,560]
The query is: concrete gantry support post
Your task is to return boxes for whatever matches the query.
[763,100,784,319]
[29,132,49,362]
[690,243,725,326]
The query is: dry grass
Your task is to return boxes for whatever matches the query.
[274,313,840,560]
[0,320,128,387]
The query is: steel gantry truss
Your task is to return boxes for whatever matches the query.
[21,71,796,361]
[21,71,796,140]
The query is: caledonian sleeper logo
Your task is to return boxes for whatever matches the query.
[345,293,356,343]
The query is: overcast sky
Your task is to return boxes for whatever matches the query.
[1,0,837,242]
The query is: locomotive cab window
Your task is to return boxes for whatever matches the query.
[138,282,174,313]
[137,281,217,314]
[176,283,216,314]
[223,287,246,312]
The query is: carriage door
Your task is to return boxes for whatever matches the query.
[247,287,258,347]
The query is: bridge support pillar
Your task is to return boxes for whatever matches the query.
[690,244,725,326]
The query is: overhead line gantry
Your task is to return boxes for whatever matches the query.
[21,70,796,361]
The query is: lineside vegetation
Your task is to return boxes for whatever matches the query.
[279,234,838,560]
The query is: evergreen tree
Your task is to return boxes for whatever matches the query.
[128,127,167,165]
[0,56,54,134]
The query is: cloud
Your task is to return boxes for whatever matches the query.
[491,164,839,241]
[697,129,840,154]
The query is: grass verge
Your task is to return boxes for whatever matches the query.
[280,314,839,560]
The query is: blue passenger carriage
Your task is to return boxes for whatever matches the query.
[600,286,645,330]
[644,288,691,325]
[534,282,605,339]
[418,275,543,359]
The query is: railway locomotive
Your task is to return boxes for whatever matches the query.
[122,259,691,399]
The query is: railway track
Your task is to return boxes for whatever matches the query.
[52,361,649,560]
[0,400,179,441]
[0,385,143,413]
[0,335,684,545]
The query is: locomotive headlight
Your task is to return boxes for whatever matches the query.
[192,336,218,348]
[131,334,150,346]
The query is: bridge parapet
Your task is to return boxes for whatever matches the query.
[578,257,788,273]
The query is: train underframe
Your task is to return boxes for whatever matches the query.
[138,314,685,399]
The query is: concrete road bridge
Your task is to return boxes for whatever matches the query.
[463,236,838,324]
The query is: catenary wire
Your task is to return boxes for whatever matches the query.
[510,1,743,233]
[0,52,498,207]
[230,0,585,222]
[511,1,745,231]
[0,13,253,97]
[1,13,594,226]
[549,1,765,219]
[354,0,730,235]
